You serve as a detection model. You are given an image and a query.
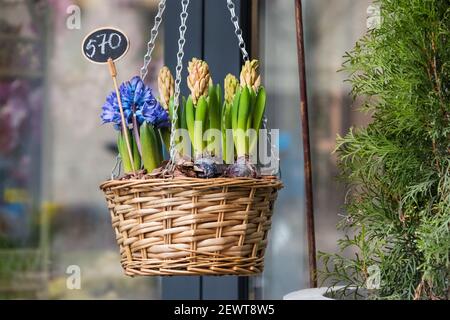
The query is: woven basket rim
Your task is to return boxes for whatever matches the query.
[100,176,283,191]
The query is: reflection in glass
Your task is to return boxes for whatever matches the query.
[0,0,164,299]
[253,0,372,299]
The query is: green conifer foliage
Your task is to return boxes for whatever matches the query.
[320,0,450,300]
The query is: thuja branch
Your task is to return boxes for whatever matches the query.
[321,0,450,300]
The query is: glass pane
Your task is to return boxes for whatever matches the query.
[252,0,372,299]
[0,0,164,299]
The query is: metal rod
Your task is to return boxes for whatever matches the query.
[294,0,317,288]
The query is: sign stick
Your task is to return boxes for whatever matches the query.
[107,58,135,172]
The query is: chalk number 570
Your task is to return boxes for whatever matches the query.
[85,32,122,58]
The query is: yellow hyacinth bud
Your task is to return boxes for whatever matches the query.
[240,59,261,92]
[158,66,174,110]
[224,73,239,104]
[187,58,210,104]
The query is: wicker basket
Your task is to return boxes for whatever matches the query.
[100,176,283,276]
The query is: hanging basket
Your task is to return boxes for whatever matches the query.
[100,176,282,276]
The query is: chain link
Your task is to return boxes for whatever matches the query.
[140,0,166,81]
[166,0,190,172]
[226,0,249,62]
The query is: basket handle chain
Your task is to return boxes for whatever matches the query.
[226,0,280,177]
[166,0,190,173]
[140,0,167,81]
[226,0,250,62]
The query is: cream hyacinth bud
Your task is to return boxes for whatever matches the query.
[158,66,174,110]
[187,58,210,104]
[224,74,238,104]
[240,59,261,92]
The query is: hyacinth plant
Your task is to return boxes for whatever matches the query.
[184,58,222,177]
[101,59,268,179]
[101,76,169,173]
[225,59,267,177]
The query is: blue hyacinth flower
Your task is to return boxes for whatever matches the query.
[101,76,170,130]
[120,76,154,110]
[100,91,133,130]
[137,100,170,129]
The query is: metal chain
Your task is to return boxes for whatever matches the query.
[226,0,249,62]
[140,0,166,81]
[166,0,190,172]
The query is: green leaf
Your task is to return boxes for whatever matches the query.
[185,96,195,146]
[160,127,170,154]
[246,88,257,130]
[222,102,233,163]
[155,127,163,164]
[216,83,222,115]
[209,89,220,130]
[140,123,160,172]
[194,96,208,157]
[238,86,250,130]
[117,129,133,173]
[231,87,241,131]
[208,86,221,131]
[252,87,266,132]
[237,86,250,156]
[132,134,141,170]
[249,87,266,154]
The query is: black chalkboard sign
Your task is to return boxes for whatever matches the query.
[82,27,130,64]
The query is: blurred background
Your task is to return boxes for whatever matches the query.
[0,0,371,299]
